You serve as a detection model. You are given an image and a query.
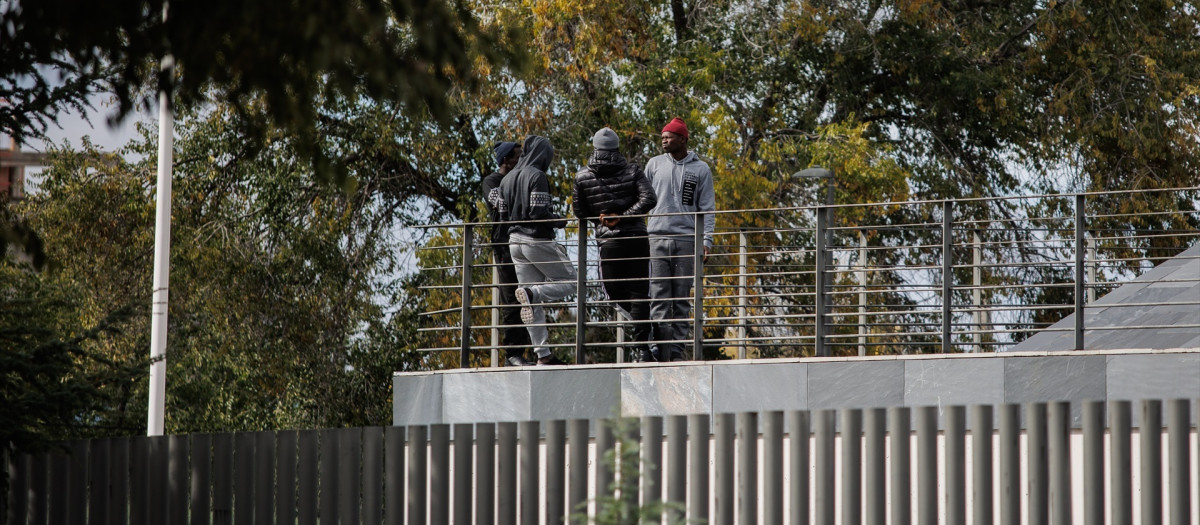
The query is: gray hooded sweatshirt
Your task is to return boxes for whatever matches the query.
[643,151,716,248]
[495,136,566,239]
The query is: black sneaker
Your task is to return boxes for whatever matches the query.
[506,355,534,367]
[630,348,656,363]
[514,287,535,324]
[536,354,567,366]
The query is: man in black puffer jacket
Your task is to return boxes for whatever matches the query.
[573,127,658,362]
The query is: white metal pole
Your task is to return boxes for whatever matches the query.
[147,53,174,437]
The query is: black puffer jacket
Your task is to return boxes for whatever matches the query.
[573,150,657,240]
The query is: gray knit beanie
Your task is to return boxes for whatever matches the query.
[592,127,619,151]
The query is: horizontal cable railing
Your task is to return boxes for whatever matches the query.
[414,187,1200,367]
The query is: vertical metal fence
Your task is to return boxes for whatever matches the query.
[416,187,1200,366]
[6,399,1199,524]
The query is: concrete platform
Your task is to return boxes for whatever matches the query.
[394,349,1200,427]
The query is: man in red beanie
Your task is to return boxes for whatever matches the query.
[643,117,716,362]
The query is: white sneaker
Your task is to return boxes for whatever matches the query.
[515,287,534,324]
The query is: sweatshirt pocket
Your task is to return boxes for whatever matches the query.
[681,170,699,207]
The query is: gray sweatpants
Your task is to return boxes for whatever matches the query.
[509,233,577,357]
[649,236,696,358]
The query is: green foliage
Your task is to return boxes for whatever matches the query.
[0,262,142,450]
[17,105,427,432]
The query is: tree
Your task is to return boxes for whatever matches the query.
[0,0,524,170]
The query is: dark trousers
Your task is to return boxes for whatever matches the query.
[492,245,531,357]
[598,236,652,347]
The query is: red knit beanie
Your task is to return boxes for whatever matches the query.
[662,117,689,140]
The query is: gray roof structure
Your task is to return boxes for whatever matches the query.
[1008,243,1200,352]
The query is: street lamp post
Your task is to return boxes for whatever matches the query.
[794,167,835,357]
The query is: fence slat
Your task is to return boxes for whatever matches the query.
[29,453,46,525]
[546,420,566,525]
[842,409,862,525]
[428,425,448,525]
[998,404,1019,525]
[276,431,297,525]
[149,436,169,525]
[384,427,405,525]
[255,432,275,525]
[1048,401,1071,525]
[319,430,339,525]
[8,452,29,525]
[233,432,255,525]
[452,423,473,525]
[168,435,189,525]
[763,411,785,525]
[497,422,517,525]
[1082,401,1103,525]
[1109,400,1132,525]
[66,441,88,525]
[915,406,937,525]
[46,450,65,525]
[864,408,885,525]
[945,406,965,525]
[1026,403,1048,525]
[129,436,148,525]
[688,414,710,523]
[339,427,362,525]
[362,427,383,525]
[971,405,994,525]
[1140,400,1162,525]
[815,409,836,525]
[567,419,589,523]
[1167,399,1191,525]
[666,415,687,522]
[888,407,910,525]
[476,423,496,524]
[715,413,735,525]
[191,434,213,525]
[87,439,109,525]
[407,425,428,525]
[737,412,759,525]
[296,430,318,525]
[519,420,540,525]
[641,416,663,516]
[110,437,130,525]
[620,419,641,516]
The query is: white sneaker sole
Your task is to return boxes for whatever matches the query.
[515,288,534,324]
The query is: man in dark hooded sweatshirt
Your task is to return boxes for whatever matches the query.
[482,141,534,366]
[573,127,658,362]
[493,135,574,365]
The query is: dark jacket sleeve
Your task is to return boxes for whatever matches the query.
[623,165,657,216]
[530,172,568,229]
[572,173,592,219]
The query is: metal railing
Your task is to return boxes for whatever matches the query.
[4,400,1197,524]
[415,187,1200,366]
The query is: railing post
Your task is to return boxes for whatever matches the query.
[814,208,828,357]
[942,200,953,354]
[491,259,500,367]
[1086,233,1097,303]
[858,231,867,356]
[461,224,473,368]
[972,230,982,352]
[739,230,748,359]
[693,213,705,360]
[576,220,587,365]
[1074,194,1086,350]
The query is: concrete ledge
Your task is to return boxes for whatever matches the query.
[393,349,1200,427]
